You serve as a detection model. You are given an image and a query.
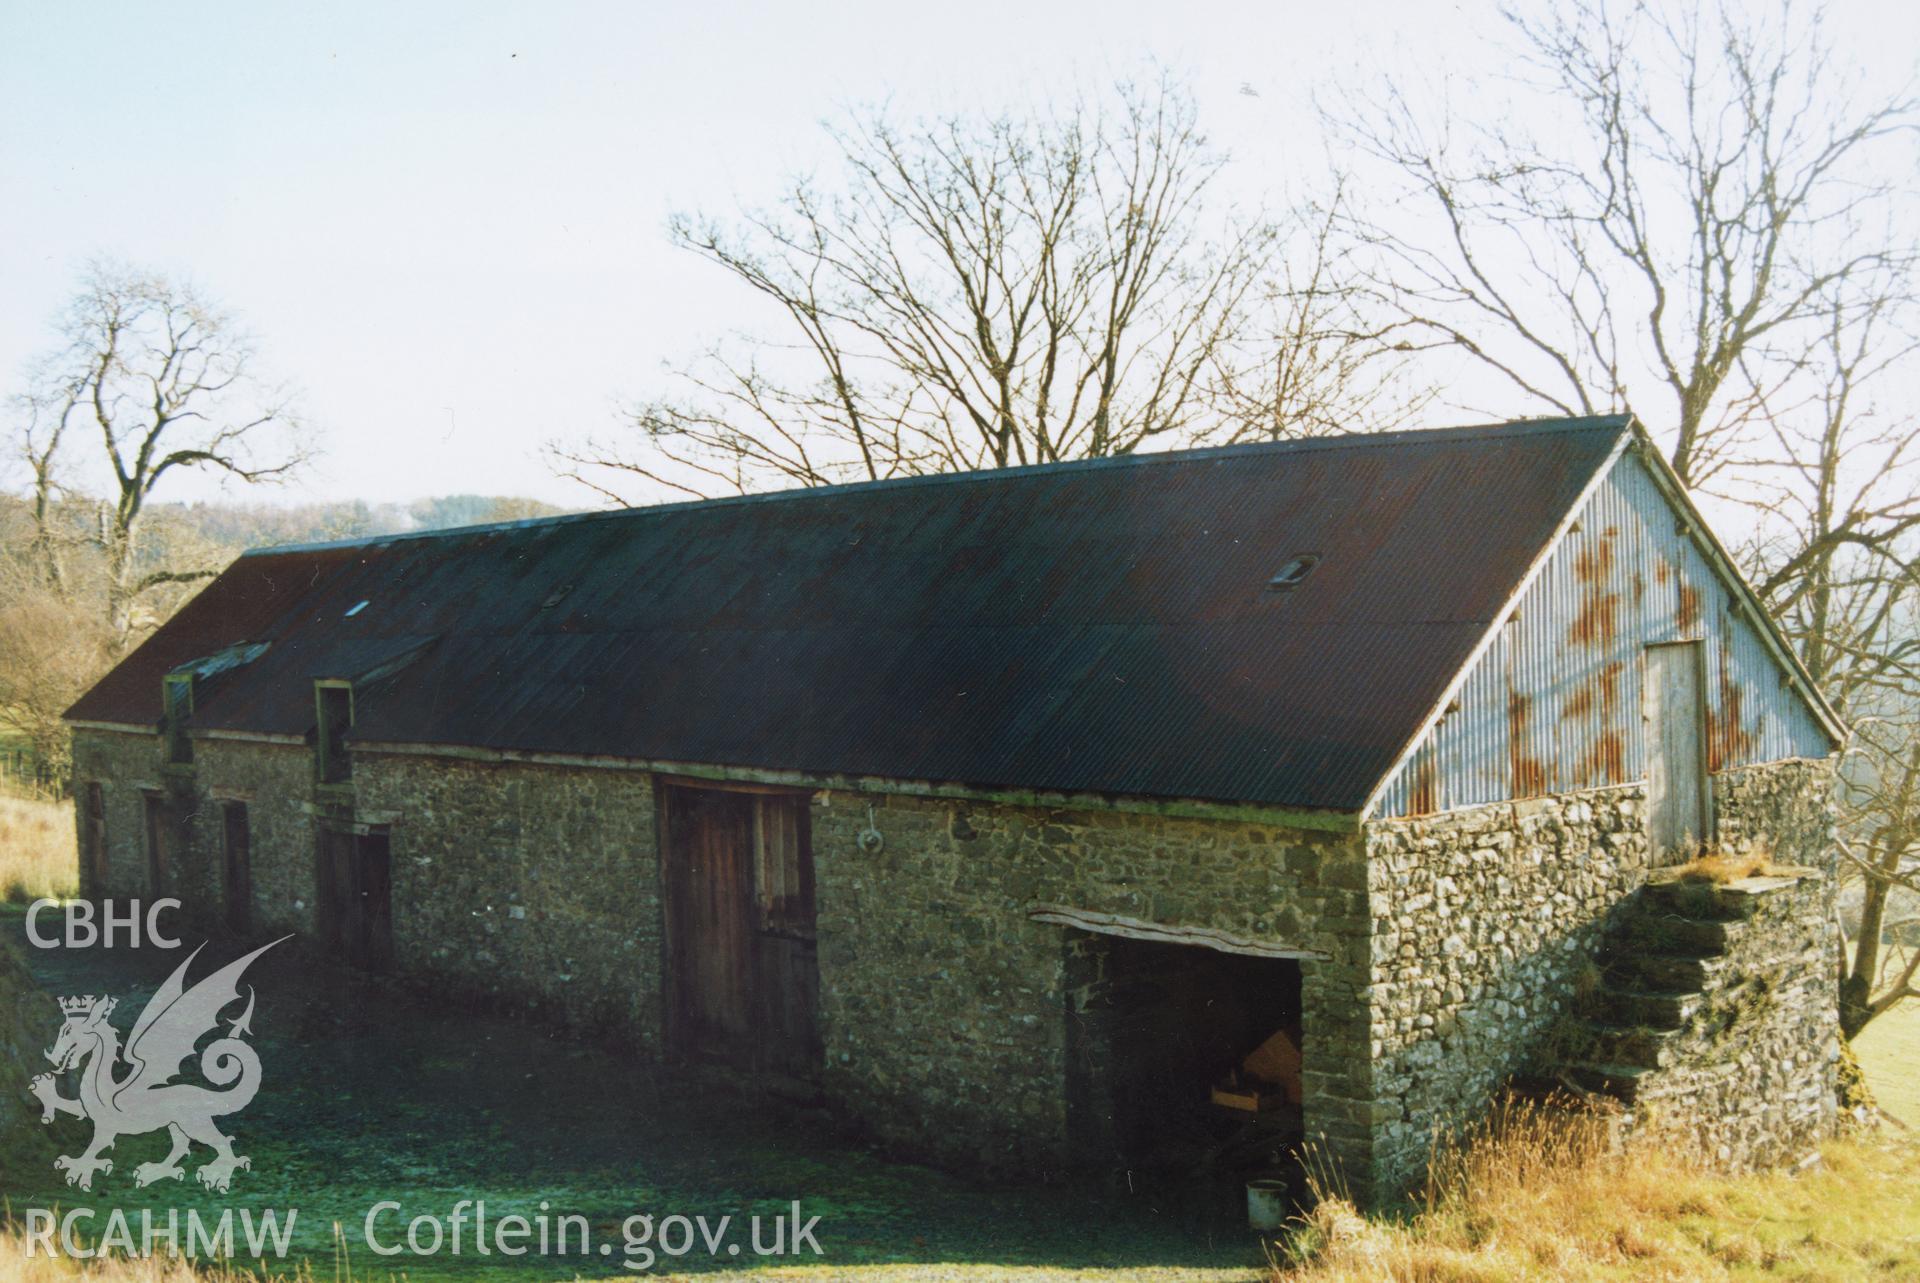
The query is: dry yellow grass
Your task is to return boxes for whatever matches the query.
[0,1231,290,1283]
[1670,837,1787,885]
[0,791,77,903]
[1272,1098,1920,1282]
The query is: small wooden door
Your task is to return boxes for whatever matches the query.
[318,827,394,971]
[1645,642,1708,863]
[662,783,820,1077]
[81,784,107,897]
[143,793,169,894]
[223,802,253,933]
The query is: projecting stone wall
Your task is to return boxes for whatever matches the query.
[352,751,666,1043]
[1624,756,1841,1167]
[1361,755,1838,1197]
[1713,757,1838,876]
[1615,871,1839,1168]
[1363,783,1653,1195]
[805,791,1375,1187]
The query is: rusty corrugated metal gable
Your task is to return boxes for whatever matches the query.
[65,416,1632,811]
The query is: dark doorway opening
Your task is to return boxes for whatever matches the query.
[318,826,393,972]
[660,781,820,1080]
[1066,932,1304,1180]
[223,802,253,934]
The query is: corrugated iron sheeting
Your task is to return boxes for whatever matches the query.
[1374,451,1834,817]
[68,417,1630,812]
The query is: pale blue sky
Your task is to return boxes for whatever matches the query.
[4,2,1916,508]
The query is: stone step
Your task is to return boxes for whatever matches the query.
[1565,1061,1656,1104]
[1581,1021,1682,1069]
[1591,985,1702,1031]
[1641,878,1763,922]
[1602,949,1727,993]
[1617,912,1737,956]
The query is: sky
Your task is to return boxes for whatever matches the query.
[3,1,1917,510]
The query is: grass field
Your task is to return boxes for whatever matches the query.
[1856,995,1920,1124]
[0,791,74,903]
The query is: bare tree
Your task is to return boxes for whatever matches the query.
[1210,183,1437,443]
[1332,0,1916,489]
[14,262,309,650]
[1331,0,1920,1035]
[554,78,1419,501]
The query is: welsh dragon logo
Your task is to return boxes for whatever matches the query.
[30,937,287,1192]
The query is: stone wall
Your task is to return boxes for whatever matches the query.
[66,725,1840,1204]
[1363,784,1652,1194]
[806,790,1374,1188]
[189,738,323,935]
[352,751,666,1043]
[1362,755,1838,1197]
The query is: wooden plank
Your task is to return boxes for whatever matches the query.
[1027,905,1328,959]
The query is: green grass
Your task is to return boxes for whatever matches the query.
[1855,996,1920,1125]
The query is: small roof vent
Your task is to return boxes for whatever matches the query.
[1267,555,1320,591]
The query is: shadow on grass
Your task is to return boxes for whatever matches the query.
[1,907,1265,1279]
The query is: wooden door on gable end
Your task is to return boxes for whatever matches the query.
[1645,641,1709,864]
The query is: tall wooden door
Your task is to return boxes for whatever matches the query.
[223,802,253,934]
[663,783,820,1078]
[1645,642,1708,864]
[318,827,394,971]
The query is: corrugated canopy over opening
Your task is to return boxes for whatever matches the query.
[67,416,1637,812]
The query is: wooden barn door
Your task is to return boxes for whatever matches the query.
[1645,642,1708,864]
[223,802,253,934]
[662,782,820,1079]
[318,825,394,971]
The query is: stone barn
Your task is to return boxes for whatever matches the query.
[64,415,1845,1203]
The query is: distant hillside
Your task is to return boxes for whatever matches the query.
[150,494,573,552]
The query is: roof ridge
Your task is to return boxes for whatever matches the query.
[243,414,1634,558]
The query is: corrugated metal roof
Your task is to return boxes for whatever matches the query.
[67,416,1635,811]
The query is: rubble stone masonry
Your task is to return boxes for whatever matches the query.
[68,724,1837,1204]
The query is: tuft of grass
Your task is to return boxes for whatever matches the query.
[1671,836,1786,885]
[1272,1095,1920,1282]
[0,792,77,903]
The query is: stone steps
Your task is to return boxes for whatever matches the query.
[1601,948,1729,993]
[1556,876,1765,1107]
[1564,1061,1656,1103]
[1581,1021,1683,1069]
[1593,985,1703,1031]
[1616,912,1736,956]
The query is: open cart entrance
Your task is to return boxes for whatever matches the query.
[1065,928,1305,1186]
